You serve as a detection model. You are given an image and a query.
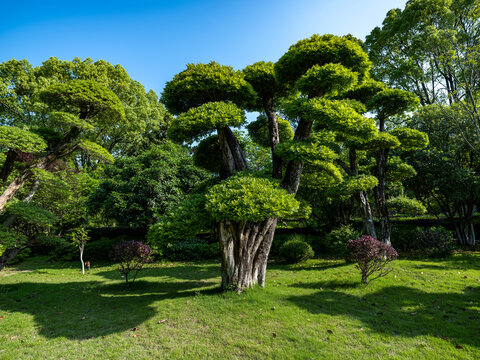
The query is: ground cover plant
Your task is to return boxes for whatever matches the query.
[0,255,479,359]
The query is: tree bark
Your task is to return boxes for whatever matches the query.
[0,246,23,271]
[373,148,391,245]
[281,118,314,194]
[217,126,248,178]
[80,243,85,275]
[218,218,277,291]
[0,150,18,185]
[263,99,282,179]
[349,149,377,238]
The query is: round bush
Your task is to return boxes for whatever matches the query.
[279,238,314,263]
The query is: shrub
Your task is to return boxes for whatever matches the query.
[412,226,455,258]
[324,225,361,256]
[391,225,455,258]
[346,236,398,284]
[279,236,314,263]
[111,241,153,284]
[164,238,219,261]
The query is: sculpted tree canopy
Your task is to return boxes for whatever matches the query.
[158,34,384,292]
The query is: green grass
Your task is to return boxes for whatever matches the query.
[0,254,479,359]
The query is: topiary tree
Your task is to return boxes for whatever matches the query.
[161,35,380,291]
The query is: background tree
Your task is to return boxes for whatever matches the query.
[88,141,209,229]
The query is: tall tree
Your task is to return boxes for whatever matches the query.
[161,35,376,291]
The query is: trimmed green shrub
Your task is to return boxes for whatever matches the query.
[279,236,314,263]
[324,225,361,256]
[164,238,219,261]
[391,225,455,258]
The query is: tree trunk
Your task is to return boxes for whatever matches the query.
[0,246,23,271]
[217,126,248,178]
[373,148,391,245]
[356,190,377,238]
[454,222,476,246]
[264,99,282,179]
[349,148,376,238]
[281,118,314,194]
[0,150,18,185]
[80,243,85,275]
[218,218,277,291]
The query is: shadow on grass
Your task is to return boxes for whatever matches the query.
[287,284,480,348]
[408,254,480,271]
[0,277,220,340]
[268,260,347,272]
[94,262,220,282]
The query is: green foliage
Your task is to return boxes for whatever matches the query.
[168,101,245,142]
[246,114,294,148]
[49,111,94,131]
[5,201,58,228]
[386,156,417,182]
[361,132,400,150]
[193,135,222,173]
[0,126,47,153]
[242,61,288,107]
[279,236,314,263]
[295,63,358,97]
[161,62,256,114]
[0,225,27,250]
[324,225,361,256]
[77,140,114,164]
[88,142,209,228]
[366,89,420,118]
[391,225,455,258]
[337,175,379,196]
[40,80,126,124]
[67,227,90,246]
[275,34,371,88]
[386,196,427,215]
[343,79,387,105]
[146,194,212,255]
[285,98,376,142]
[164,238,219,261]
[275,140,337,163]
[389,127,429,151]
[205,175,300,222]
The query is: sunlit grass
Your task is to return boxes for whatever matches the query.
[0,254,479,359]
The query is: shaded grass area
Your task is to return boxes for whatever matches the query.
[0,255,479,359]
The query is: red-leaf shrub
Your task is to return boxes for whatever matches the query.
[346,236,398,284]
[111,241,153,284]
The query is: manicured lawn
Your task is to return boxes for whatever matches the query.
[0,254,479,359]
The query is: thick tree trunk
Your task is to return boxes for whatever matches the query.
[218,218,277,291]
[264,99,282,179]
[373,148,391,245]
[454,221,476,246]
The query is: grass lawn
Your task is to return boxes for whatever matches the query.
[0,254,479,359]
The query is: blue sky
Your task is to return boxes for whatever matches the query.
[0,0,406,95]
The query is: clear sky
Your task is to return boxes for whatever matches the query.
[0,0,407,96]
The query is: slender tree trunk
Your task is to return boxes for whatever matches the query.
[373,148,391,245]
[0,246,23,271]
[349,149,376,237]
[217,126,248,178]
[263,99,282,179]
[218,218,277,291]
[281,118,314,194]
[80,243,85,275]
